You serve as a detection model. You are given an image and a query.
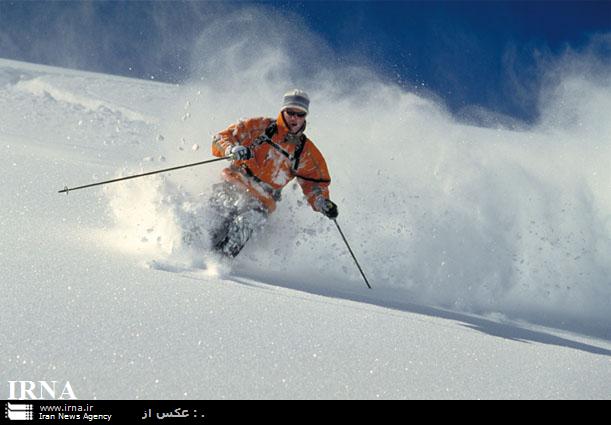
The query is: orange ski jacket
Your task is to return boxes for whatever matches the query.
[212,112,331,213]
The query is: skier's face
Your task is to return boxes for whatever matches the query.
[283,109,307,134]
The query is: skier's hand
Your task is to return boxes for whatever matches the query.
[319,199,339,219]
[226,145,252,161]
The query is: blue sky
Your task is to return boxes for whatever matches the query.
[0,1,609,123]
[284,1,611,122]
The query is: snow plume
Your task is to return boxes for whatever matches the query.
[103,7,611,334]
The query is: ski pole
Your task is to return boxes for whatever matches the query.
[58,156,232,194]
[332,219,372,289]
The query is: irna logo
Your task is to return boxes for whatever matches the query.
[7,381,77,400]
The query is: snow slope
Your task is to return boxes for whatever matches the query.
[0,58,610,399]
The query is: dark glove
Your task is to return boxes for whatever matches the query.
[226,145,252,161]
[319,199,339,219]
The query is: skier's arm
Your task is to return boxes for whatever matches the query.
[212,124,239,157]
[298,177,330,211]
[295,142,332,212]
[211,117,270,158]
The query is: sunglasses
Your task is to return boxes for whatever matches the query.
[285,110,307,118]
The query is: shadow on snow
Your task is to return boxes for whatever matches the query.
[226,267,611,357]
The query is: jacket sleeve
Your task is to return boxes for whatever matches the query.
[295,140,332,211]
[211,117,270,158]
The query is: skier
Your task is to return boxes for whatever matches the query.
[209,89,338,257]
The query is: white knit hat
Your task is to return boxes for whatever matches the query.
[282,89,310,114]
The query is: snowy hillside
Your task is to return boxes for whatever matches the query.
[0,58,609,399]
